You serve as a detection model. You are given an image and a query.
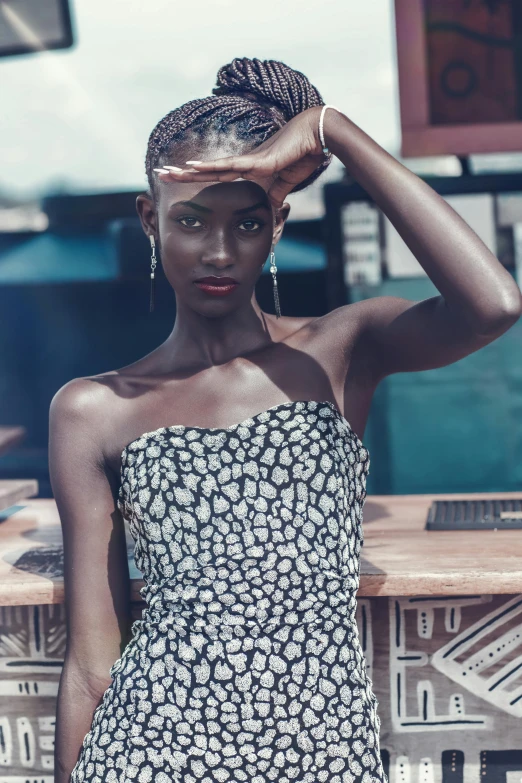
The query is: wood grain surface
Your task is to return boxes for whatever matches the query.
[0,492,520,606]
[0,479,38,513]
[0,425,25,457]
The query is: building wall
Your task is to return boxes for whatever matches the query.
[352,277,522,495]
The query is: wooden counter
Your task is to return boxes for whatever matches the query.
[0,492,521,779]
[358,490,522,597]
[1,491,521,606]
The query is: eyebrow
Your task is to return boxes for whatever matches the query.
[169,200,270,214]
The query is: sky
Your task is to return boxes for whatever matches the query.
[0,0,400,200]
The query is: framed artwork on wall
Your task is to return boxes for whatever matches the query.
[395,0,522,156]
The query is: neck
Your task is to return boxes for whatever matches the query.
[160,291,280,371]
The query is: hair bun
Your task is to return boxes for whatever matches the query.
[212,57,325,121]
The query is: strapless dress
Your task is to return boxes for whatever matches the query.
[70,398,386,783]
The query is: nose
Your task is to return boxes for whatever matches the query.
[200,230,235,270]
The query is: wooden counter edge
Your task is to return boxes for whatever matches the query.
[2,571,521,607]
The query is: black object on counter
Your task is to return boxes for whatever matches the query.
[426,499,522,530]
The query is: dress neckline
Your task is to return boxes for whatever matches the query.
[119,399,368,469]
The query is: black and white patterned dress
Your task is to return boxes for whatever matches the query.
[70,399,385,783]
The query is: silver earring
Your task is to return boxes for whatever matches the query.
[269,245,281,319]
[149,235,157,312]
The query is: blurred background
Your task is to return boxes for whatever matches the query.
[1,0,522,497]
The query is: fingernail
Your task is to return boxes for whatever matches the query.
[153,168,170,173]
[185,160,202,164]
[163,165,183,171]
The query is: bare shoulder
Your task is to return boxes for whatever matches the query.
[49,373,121,449]
[50,374,115,417]
[268,313,319,339]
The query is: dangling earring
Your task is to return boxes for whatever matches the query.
[269,244,281,319]
[149,235,157,313]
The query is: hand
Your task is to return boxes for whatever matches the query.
[153,106,328,210]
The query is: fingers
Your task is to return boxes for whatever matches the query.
[267,177,293,211]
[153,153,277,182]
[153,165,279,185]
[186,155,259,172]
[154,168,249,183]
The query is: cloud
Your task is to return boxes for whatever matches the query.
[0,0,400,196]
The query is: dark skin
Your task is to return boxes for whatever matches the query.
[49,104,522,780]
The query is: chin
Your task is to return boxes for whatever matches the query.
[194,303,239,319]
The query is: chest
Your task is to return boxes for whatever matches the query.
[118,402,370,574]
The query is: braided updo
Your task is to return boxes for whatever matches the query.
[145,57,332,201]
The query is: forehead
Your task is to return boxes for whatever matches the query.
[158,135,275,212]
[158,178,274,215]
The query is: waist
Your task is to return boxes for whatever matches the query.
[131,566,359,644]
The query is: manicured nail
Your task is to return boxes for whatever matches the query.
[185,160,202,164]
[153,168,170,173]
[163,166,183,171]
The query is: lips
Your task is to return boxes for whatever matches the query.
[195,277,238,285]
[193,277,239,297]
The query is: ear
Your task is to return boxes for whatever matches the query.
[272,201,291,247]
[136,193,157,238]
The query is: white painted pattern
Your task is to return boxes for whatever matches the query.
[432,595,522,718]
[389,596,490,732]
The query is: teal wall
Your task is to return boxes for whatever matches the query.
[353,277,522,496]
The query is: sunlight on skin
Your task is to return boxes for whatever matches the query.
[141,144,292,325]
[153,142,284,226]
[153,128,279,203]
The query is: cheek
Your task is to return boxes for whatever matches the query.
[158,220,197,260]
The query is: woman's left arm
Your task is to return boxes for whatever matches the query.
[323,108,522,375]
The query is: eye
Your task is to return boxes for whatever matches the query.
[239,219,263,231]
[176,216,264,231]
[177,216,203,228]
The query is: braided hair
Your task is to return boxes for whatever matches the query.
[145,57,332,201]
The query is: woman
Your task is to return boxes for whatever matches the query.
[50,57,521,782]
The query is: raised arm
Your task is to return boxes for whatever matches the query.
[322,109,522,377]
[162,106,522,377]
[49,378,132,782]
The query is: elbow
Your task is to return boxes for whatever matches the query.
[475,295,522,337]
[61,656,113,702]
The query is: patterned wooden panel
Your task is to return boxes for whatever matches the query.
[395,0,522,155]
[0,603,65,781]
[370,594,522,781]
[0,595,520,779]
